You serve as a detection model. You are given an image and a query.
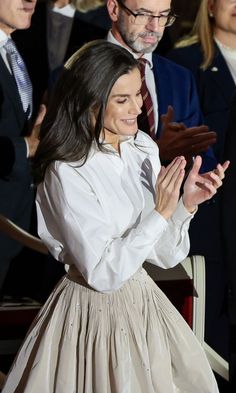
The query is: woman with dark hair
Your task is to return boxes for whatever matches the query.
[2,40,228,392]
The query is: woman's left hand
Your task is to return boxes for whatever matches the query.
[182,156,230,213]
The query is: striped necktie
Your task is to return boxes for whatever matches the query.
[138,58,155,139]
[4,38,33,118]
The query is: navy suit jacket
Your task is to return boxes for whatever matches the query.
[0,53,34,259]
[168,42,236,162]
[152,54,203,134]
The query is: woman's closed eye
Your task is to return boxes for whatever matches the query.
[116,98,127,104]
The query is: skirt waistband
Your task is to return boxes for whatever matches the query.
[66,265,94,290]
[66,265,149,291]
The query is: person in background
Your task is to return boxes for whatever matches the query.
[12,0,107,116]
[167,0,236,162]
[0,0,46,299]
[76,0,112,30]
[221,93,236,391]
[167,0,236,363]
[1,39,228,393]
[106,0,217,172]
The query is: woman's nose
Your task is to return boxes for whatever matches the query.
[129,97,142,115]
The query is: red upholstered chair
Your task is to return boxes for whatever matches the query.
[144,256,229,381]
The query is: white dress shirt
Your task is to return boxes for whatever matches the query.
[0,30,12,73]
[215,37,236,85]
[36,131,193,293]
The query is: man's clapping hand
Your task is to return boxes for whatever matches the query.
[157,106,217,165]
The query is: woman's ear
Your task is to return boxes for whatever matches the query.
[208,0,215,18]
[107,0,120,22]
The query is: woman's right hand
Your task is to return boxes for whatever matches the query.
[155,156,186,220]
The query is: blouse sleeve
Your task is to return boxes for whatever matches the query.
[146,198,193,268]
[36,162,192,293]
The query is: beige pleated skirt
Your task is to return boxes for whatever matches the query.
[2,266,219,393]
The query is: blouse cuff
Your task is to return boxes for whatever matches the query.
[138,209,168,242]
[172,197,197,225]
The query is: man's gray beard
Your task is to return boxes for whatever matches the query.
[117,16,162,54]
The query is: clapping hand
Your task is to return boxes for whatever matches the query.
[157,106,217,166]
[183,156,230,212]
[155,156,186,219]
[155,154,229,219]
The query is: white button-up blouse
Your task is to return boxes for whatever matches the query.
[36,131,193,293]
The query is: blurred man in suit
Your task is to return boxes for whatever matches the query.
[0,0,46,297]
[9,0,107,300]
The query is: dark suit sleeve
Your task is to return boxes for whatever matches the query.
[155,55,203,128]
[179,69,217,172]
[167,46,199,75]
[0,135,28,178]
[0,136,15,177]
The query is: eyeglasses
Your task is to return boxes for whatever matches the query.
[117,1,177,27]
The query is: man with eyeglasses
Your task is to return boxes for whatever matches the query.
[107,0,217,169]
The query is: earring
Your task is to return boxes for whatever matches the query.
[209,12,214,17]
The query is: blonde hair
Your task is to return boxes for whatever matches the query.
[71,0,106,12]
[175,0,215,70]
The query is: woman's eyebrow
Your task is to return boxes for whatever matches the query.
[111,93,130,98]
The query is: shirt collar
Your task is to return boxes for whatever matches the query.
[99,134,135,146]
[0,29,9,49]
[107,30,153,68]
[214,36,236,56]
